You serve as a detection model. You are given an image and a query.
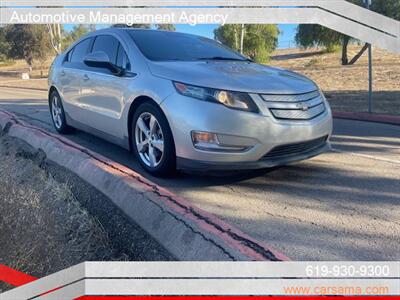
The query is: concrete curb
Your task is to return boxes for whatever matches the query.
[333,111,400,126]
[0,108,288,261]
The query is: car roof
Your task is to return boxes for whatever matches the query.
[94,27,203,39]
[65,27,211,54]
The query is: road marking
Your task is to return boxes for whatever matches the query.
[332,148,400,165]
[333,134,400,144]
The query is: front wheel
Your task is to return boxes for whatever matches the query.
[132,102,176,177]
[49,90,73,134]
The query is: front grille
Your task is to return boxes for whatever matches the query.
[262,136,328,160]
[261,90,326,121]
[261,90,320,103]
[270,103,325,120]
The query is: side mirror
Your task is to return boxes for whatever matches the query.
[84,51,111,68]
[84,51,124,76]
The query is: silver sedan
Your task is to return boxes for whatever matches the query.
[48,28,332,176]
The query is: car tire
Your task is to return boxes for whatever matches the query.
[49,90,73,134]
[131,102,176,177]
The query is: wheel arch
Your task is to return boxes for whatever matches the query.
[48,86,60,105]
[127,95,164,151]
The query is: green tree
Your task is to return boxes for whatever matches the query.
[0,27,11,62]
[156,24,176,31]
[295,24,342,53]
[5,25,51,72]
[214,24,279,63]
[296,0,400,65]
[372,0,400,20]
[70,24,90,41]
[61,25,90,50]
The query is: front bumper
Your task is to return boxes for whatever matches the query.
[161,92,333,171]
[177,140,331,171]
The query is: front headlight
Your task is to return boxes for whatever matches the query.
[173,82,259,113]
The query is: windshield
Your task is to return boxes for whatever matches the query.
[127,30,247,62]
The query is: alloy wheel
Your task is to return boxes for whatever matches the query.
[51,95,63,129]
[135,112,165,168]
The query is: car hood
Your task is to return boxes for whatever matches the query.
[147,60,317,94]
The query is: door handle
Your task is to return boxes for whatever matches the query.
[60,70,66,76]
[83,74,90,81]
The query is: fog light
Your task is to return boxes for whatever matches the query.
[192,131,219,145]
[191,131,250,152]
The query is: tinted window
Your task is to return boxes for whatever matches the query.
[92,35,119,64]
[70,38,91,63]
[116,44,131,70]
[127,30,246,62]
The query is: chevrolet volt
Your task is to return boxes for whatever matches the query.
[48,28,332,176]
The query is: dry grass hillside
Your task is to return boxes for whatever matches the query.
[270,46,400,115]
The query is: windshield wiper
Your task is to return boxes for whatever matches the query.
[198,56,252,62]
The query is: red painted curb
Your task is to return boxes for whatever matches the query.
[0,265,37,287]
[0,108,289,261]
[333,111,400,126]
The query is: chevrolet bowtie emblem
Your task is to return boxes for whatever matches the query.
[297,102,309,111]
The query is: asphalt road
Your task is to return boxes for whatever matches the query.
[0,86,399,261]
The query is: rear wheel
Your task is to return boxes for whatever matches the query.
[50,90,72,134]
[132,102,176,177]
